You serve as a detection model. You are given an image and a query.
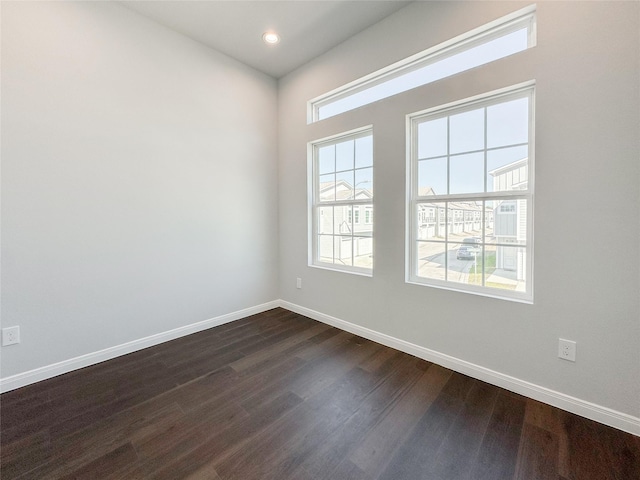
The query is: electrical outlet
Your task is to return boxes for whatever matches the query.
[2,326,21,346]
[558,338,576,362]
[296,277,302,289]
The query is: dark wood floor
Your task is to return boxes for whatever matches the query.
[1,308,639,479]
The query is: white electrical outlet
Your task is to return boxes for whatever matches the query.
[2,326,21,346]
[558,338,576,362]
[296,277,302,289]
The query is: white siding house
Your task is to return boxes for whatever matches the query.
[490,158,528,279]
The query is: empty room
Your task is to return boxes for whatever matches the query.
[1,1,639,478]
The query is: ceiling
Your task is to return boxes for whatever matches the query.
[120,1,412,78]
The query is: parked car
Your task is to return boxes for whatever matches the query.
[456,245,477,260]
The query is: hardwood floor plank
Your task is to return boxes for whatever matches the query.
[58,442,138,480]
[294,330,355,361]
[349,363,452,475]
[11,403,185,479]
[468,390,527,480]
[376,375,475,480]
[425,380,499,479]
[178,356,305,414]
[218,351,410,480]
[0,430,51,480]
[524,398,571,477]
[229,323,329,372]
[514,422,559,480]
[563,411,640,480]
[214,364,386,480]
[299,353,424,480]
[48,375,179,440]
[145,391,303,479]
[320,459,369,480]
[289,340,383,400]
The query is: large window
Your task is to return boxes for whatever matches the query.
[310,128,373,274]
[407,83,534,301]
[308,5,535,122]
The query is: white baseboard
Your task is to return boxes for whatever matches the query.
[0,300,280,394]
[279,300,640,437]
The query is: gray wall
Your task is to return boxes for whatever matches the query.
[278,1,640,418]
[1,2,279,377]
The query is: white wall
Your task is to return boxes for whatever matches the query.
[1,1,278,378]
[279,0,640,423]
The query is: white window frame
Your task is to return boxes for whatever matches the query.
[308,126,374,276]
[406,82,535,302]
[308,5,536,123]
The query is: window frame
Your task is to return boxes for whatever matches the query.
[308,126,374,276]
[406,82,535,302]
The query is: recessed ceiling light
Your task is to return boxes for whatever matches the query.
[262,32,280,45]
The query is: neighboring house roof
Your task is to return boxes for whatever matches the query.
[488,157,527,176]
[319,180,373,201]
[418,186,436,196]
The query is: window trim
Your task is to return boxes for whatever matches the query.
[308,125,374,276]
[308,4,536,123]
[405,82,535,303]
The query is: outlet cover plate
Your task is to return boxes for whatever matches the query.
[2,326,21,346]
[558,338,576,362]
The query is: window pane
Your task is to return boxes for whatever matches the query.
[450,108,484,154]
[449,152,484,194]
[416,241,446,281]
[336,171,354,200]
[418,157,447,196]
[318,174,335,202]
[487,199,527,245]
[447,201,483,243]
[484,200,495,241]
[335,236,352,266]
[487,146,528,192]
[418,118,448,159]
[364,206,373,225]
[354,204,373,236]
[487,97,528,148]
[317,206,333,235]
[448,243,482,284]
[355,167,373,197]
[336,140,354,171]
[318,145,335,174]
[417,202,445,240]
[318,235,333,263]
[485,246,526,292]
[334,205,352,235]
[353,236,373,268]
[355,136,373,168]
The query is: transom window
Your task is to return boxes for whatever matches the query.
[310,127,374,274]
[407,84,534,302]
[309,5,535,122]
